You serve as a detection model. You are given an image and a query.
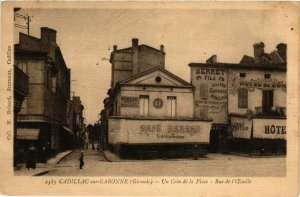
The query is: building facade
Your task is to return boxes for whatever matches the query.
[15,27,73,160]
[189,42,287,154]
[101,39,212,158]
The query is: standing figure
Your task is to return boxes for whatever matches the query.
[26,144,37,170]
[193,144,199,160]
[79,152,84,169]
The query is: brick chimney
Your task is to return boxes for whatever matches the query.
[132,38,139,75]
[253,42,265,64]
[160,45,165,68]
[276,43,287,62]
[40,27,57,52]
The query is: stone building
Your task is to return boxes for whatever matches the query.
[189,42,287,154]
[15,27,73,159]
[100,39,212,158]
[72,96,85,147]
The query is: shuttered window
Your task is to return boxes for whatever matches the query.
[139,95,149,116]
[238,88,248,108]
[262,90,273,115]
[200,83,209,99]
[167,96,176,117]
[199,105,209,119]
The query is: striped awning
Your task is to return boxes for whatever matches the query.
[16,128,40,140]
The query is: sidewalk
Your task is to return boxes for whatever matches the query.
[14,149,75,176]
[102,150,121,162]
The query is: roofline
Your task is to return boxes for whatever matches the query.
[120,83,194,89]
[119,66,193,87]
[188,62,286,71]
[115,44,165,54]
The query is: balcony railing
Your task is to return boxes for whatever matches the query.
[14,65,29,96]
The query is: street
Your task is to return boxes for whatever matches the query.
[44,147,286,177]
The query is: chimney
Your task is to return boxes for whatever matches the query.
[160,45,165,68]
[132,38,139,75]
[206,55,217,64]
[41,27,57,52]
[276,43,287,62]
[113,45,117,51]
[253,42,265,64]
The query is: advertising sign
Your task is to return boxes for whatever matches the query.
[253,118,286,139]
[192,67,228,123]
[120,96,139,107]
[231,116,252,139]
[108,118,212,144]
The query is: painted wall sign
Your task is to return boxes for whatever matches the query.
[231,117,252,139]
[108,118,211,144]
[253,118,286,139]
[153,98,163,109]
[192,67,228,123]
[120,96,139,107]
[228,74,286,94]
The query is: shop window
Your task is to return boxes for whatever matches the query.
[200,83,208,99]
[199,105,209,119]
[167,96,176,117]
[262,90,273,115]
[238,88,248,108]
[139,95,149,116]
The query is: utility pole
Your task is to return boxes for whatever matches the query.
[14,9,32,35]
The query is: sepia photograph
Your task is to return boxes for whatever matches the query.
[1,1,299,196]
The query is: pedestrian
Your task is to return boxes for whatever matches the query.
[79,151,84,169]
[26,144,37,170]
[193,144,199,160]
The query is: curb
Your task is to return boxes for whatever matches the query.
[56,149,77,164]
[100,151,112,162]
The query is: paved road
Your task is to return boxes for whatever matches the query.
[45,148,286,177]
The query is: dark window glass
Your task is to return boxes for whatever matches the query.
[238,88,248,108]
[240,73,246,78]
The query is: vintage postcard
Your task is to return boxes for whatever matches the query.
[0,1,299,196]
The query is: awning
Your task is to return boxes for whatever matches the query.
[16,128,40,140]
[62,126,74,135]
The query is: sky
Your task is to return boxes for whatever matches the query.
[14,7,291,124]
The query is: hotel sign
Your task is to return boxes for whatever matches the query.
[120,96,139,108]
[253,118,286,140]
[108,118,212,144]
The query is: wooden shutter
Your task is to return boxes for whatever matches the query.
[200,83,209,99]
[238,88,248,108]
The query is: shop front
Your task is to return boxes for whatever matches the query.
[108,117,212,158]
[229,114,286,155]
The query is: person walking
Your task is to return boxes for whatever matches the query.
[79,151,84,170]
[26,144,37,170]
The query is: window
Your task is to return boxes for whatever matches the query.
[167,96,177,117]
[199,105,209,119]
[200,83,209,99]
[139,95,149,116]
[264,74,271,79]
[262,90,273,115]
[240,73,246,78]
[238,88,248,108]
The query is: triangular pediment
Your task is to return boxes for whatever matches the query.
[119,66,192,88]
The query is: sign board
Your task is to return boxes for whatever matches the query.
[253,118,286,139]
[192,67,228,124]
[108,118,211,144]
[231,116,252,139]
[120,96,139,108]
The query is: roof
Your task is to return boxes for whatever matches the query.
[118,66,193,88]
[189,62,286,71]
[115,44,165,54]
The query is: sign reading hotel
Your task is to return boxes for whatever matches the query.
[253,118,286,139]
[120,96,139,107]
[108,118,211,144]
[231,117,252,139]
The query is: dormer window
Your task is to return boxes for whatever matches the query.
[264,74,271,79]
[240,73,246,78]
